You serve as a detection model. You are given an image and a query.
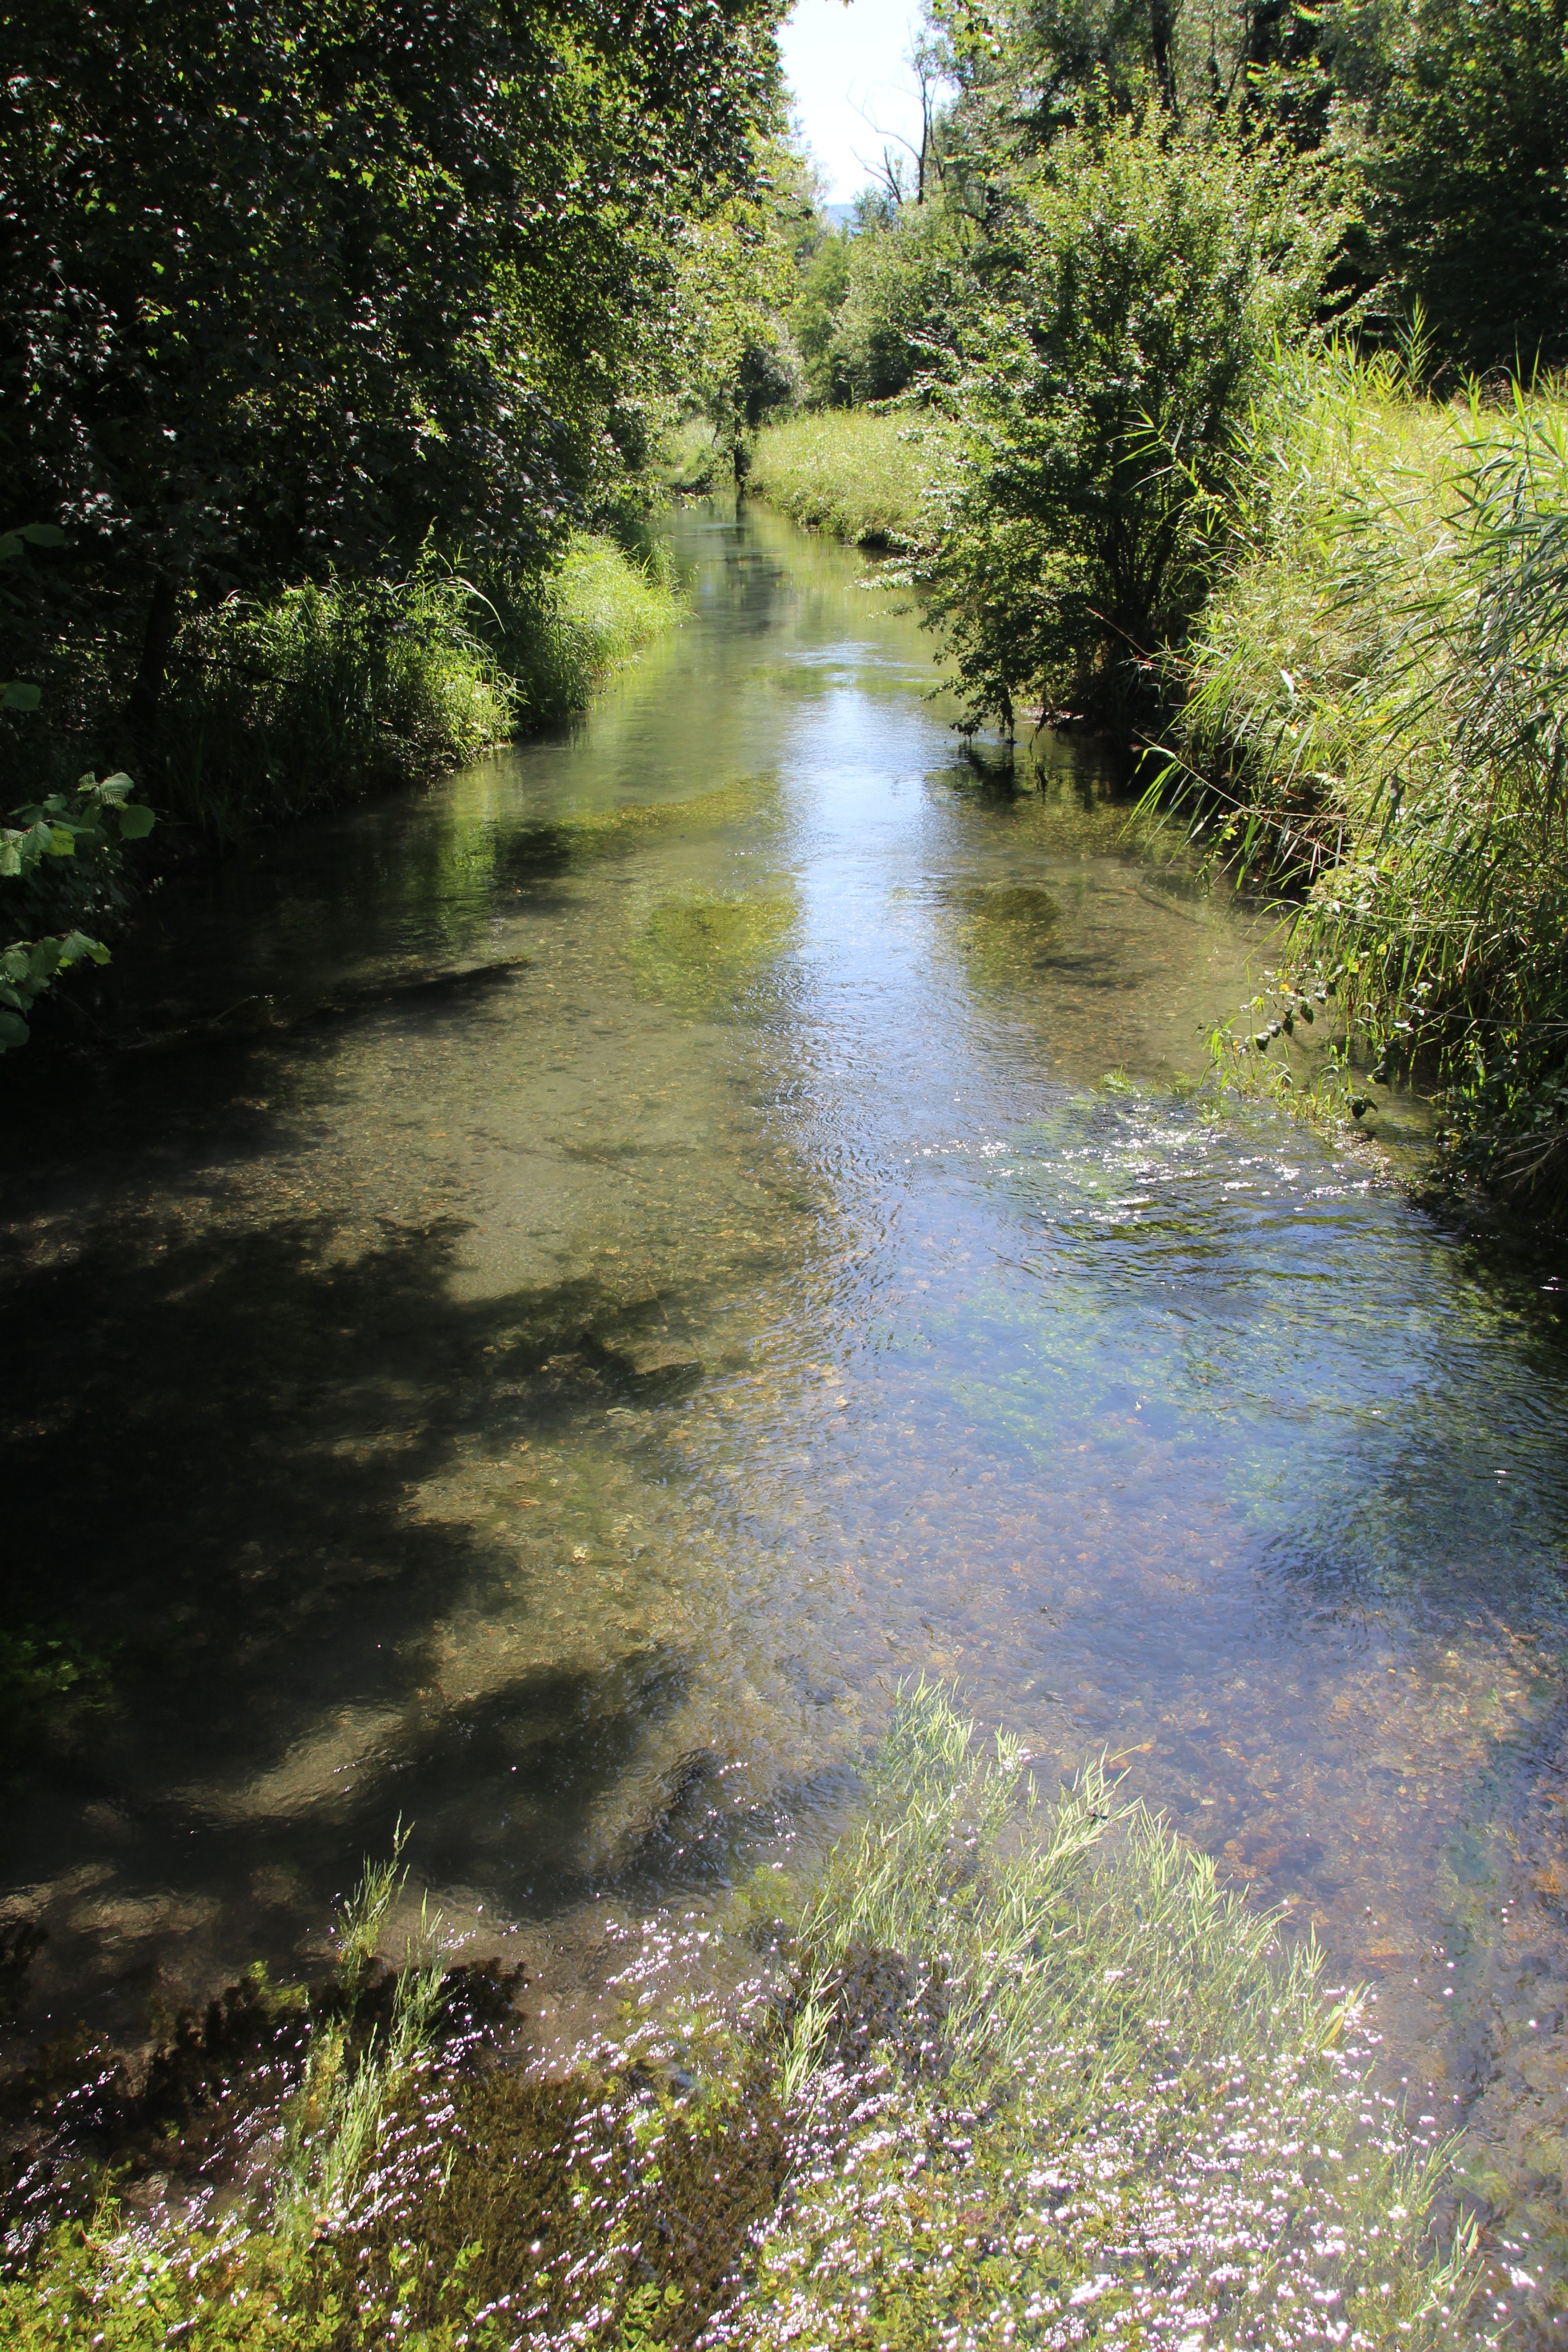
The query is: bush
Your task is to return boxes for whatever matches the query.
[790,228,854,407]
[926,118,1340,737]
[828,201,975,406]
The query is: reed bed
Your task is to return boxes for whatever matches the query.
[1165,351,1568,1205]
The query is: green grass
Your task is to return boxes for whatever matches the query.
[746,409,953,550]
[0,1686,1486,2351]
[1165,347,1568,1206]
[149,568,515,843]
[10,534,681,856]
[500,532,682,729]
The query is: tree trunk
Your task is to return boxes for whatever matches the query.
[1151,0,1176,109]
[127,570,177,745]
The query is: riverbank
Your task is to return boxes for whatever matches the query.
[1169,355,1568,1219]
[745,411,949,552]
[108,534,681,850]
[2,532,682,1054]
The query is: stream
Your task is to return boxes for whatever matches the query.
[5,499,1568,2313]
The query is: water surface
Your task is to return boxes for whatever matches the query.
[4,500,1568,2308]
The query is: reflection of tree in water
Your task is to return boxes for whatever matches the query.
[0,1207,709,2012]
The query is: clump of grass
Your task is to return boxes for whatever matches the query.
[152,567,515,844]
[0,1689,1485,2349]
[746,411,953,551]
[17,534,680,861]
[495,533,682,727]
[735,1681,1482,2350]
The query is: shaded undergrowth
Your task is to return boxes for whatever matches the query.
[0,1686,1488,2348]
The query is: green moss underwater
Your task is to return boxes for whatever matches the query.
[0,1686,1486,2350]
[624,893,798,1016]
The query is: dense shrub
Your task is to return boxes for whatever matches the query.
[926,119,1340,735]
[828,201,975,404]
[1373,0,1568,375]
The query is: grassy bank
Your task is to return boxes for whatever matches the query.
[147,533,681,847]
[745,410,951,550]
[1166,353,1568,1210]
[1,1687,1485,2350]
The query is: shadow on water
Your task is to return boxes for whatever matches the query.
[0,1190,714,2024]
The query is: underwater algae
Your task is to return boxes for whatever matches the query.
[942,882,1064,996]
[624,894,798,1017]
[1,1689,1484,2351]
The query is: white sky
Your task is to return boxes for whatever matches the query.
[779,0,933,204]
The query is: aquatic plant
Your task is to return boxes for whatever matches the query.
[624,892,797,1015]
[0,1688,1485,2348]
[272,1830,448,2244]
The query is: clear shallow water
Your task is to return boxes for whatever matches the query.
[4,500,1568,2303]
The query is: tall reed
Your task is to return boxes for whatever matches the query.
[1167,346,1568,1204]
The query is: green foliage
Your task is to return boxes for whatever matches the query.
[0,522,155,1045]
[1373,0,1568,376]
[673,149,816,474]
[0,770,153,1048]
[0,0,781,724]
[828,202,976,404]
[148,570,512,844]
[790,230,854,406]
[743,1682,1482,2349]
[494,534,683,727]
[0,1627,111,1764]
[102,537,676,849]
[747,409,955,548]
[1170,345,1568,1204]
[927,118,1340,735]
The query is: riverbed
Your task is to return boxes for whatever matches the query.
[4,500,1568,2316]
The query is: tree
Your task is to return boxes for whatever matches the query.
[1374,0,1568,374]
[0,0,784,740]
[927,117,1338,736]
